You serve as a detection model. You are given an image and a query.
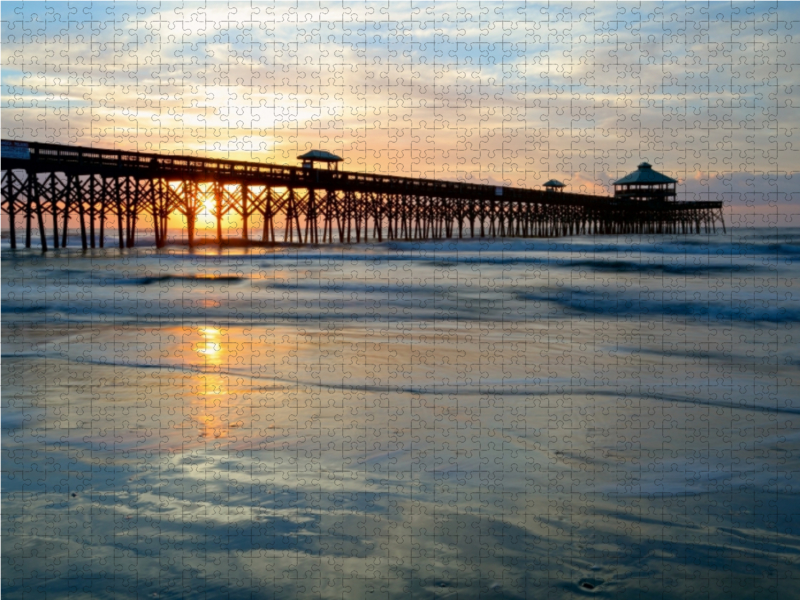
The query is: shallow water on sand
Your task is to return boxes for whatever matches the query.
[3,229,800,599]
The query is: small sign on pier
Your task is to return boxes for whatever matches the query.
[1,141,30,160]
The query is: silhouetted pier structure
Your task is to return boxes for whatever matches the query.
[1,140,725,250]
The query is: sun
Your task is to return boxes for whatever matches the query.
[203,191,216,215]
[194,183,213,215]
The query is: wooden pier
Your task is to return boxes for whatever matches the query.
[0,140,725,250]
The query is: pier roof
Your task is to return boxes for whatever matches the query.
[543,179,566,188]
[614,162,677,185]
[297,150,343,162]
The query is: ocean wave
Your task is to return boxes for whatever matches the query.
[8,348,798,417]
[564,259,756,275]
[116,274,245,286]
[515,288,800,324]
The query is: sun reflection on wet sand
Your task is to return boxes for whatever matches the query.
[196,326,222,357]
[143,324,311,449]
[183,326,246,439]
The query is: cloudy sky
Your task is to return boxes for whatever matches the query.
[2,1,798,224]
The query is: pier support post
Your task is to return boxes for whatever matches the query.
[242,184,249,241]
[24,174,32,248]
[61,174,71,248]
[215,182,223,245]
[49,173,59,248]
[114,177,125,249]
[30,175,48,251]
[77,177,88,249]
[4,171,18,249]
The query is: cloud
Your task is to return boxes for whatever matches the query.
[1,0,797,214]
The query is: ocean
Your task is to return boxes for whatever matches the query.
[3,228,799,599]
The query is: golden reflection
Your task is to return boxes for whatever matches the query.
[175,325,241,439]
[197,326,221,338]
[195,326,225,438]
[196,298,221,308]
[197,341,220,356]
[196,326,222,358]
[163,324,302,444]
[194,371,245,439]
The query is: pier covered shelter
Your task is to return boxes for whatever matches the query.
[613,162,676,202]
[298,150,343,170]
[543,179,566,193]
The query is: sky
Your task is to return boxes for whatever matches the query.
[2,1,799,226]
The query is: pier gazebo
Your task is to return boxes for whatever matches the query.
[543,179,566,193]
[613,162,676,202]
[298,150,343,170]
